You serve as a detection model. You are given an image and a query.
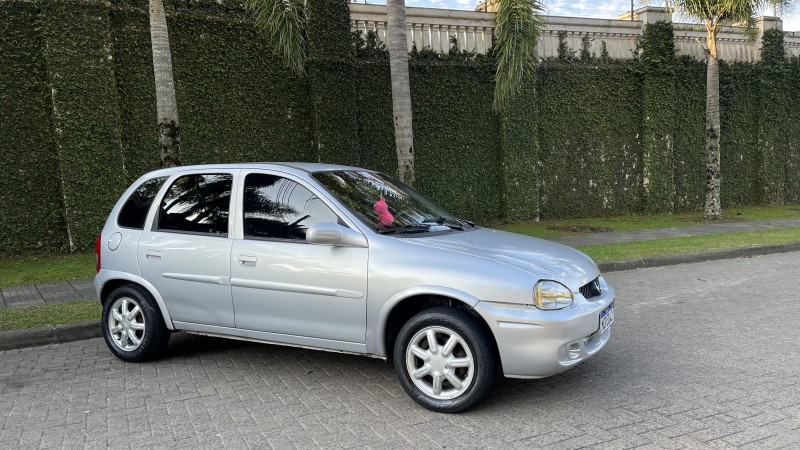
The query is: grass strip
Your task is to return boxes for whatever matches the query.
[579,227,800,262]
[498,205,800,238]
[0,253,95,288]
[0,298,100,332]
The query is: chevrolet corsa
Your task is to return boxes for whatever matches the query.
[95,163,615,413]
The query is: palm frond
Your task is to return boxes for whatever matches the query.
[765,0,796,17]
[662,0,767,25]
[493,0,544,111]
[246,0,307,76]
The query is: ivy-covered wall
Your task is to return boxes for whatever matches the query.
[537,62,643,218]
[0,1,66,253]
[640,21,675,213]
[111,0,315,172]
[39,0,128,252]
[2,1,800,255]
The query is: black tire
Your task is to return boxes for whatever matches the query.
[102,284,170,362]
[393,307,497,413]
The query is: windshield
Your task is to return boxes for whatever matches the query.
[313,171,472,234]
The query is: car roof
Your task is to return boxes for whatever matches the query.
[139,162,371,178]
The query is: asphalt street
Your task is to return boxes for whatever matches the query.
[1,252,799,449]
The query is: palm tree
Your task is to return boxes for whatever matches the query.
[492,0,544,111]
[387,0,415,186]
[768,0,794,15]
[149,0,181,168]
[246,0,416,185]
[660,0,771,219]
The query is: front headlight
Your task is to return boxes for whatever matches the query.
[533,280,574,310]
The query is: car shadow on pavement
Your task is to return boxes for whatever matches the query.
[156,331,622,414]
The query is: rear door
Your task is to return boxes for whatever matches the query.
[138,171,237,327]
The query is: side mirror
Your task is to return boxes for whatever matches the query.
[306,223,368,248]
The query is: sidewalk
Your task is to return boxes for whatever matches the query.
[0,279,95,310]
[2,217,800,310]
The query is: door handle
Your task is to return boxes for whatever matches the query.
[238,255,257,268]
[145,250,161,261]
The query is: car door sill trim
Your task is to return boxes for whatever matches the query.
[174,321,372,356]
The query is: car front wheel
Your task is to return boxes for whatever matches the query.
[102,285,170,362]
[393,307,497,413]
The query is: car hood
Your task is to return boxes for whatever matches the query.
[404,228,600,292]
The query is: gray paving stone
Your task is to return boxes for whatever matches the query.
[1,285,44,307]
[35,282,79,303]
[1,250,800,449]
[68,278,95,299]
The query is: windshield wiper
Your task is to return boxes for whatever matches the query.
[422,217,473,231]
[378,224,432,235]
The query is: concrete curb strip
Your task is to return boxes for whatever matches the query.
[1,241,799,351]
[0,321,101,352]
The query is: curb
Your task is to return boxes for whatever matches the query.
[0,321,101,352]
[2,242,799,352]
[598,241,800,273]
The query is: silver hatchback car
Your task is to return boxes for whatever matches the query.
[95,163,614,413]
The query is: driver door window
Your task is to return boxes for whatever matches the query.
[243,173,339,241]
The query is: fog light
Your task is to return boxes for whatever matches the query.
[568,343,581,360]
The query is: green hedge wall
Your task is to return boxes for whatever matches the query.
[351,57,505,223]
[110,5,161,182]
[307,0,359,165]
[499,76,539,221]
[673,56,706,211]
[354,61,398,175]
[0,1,66,254]
[3,0,800,254]
[758,28,790,204]
[111,0,315,170]
[411,61,503,223]
[720,61,760,206]
[38,0,128,252]
[640,21,675,213]
[786,58,800,203]
[168,13,314,164]
[536,62,643,218]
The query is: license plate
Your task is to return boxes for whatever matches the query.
[599,302,614,334]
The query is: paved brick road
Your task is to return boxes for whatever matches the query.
[1,252,799,449]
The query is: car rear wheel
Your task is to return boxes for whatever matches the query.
[102,285,170,362]
[393,307,496,413]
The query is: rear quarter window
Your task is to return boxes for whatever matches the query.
[117,177,168,229]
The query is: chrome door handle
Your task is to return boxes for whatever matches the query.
[145,250,161,261]
[238,255,257,268]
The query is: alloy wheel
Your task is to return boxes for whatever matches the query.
[405,326,475,400]
[108,296,146,352]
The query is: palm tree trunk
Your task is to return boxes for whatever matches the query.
[386,0,415,186]
[150,0,181,168]
[704,24,721,219]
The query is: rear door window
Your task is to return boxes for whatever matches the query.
[157,174,233,237]
[117,177,168,229]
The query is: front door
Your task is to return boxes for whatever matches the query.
[230,171,368,344]
[138,172,236,327]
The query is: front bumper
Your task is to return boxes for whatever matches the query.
[475,279,615,379]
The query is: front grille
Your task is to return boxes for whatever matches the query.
[579,277,602,300]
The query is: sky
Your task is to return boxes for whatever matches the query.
[358,0,800,33]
